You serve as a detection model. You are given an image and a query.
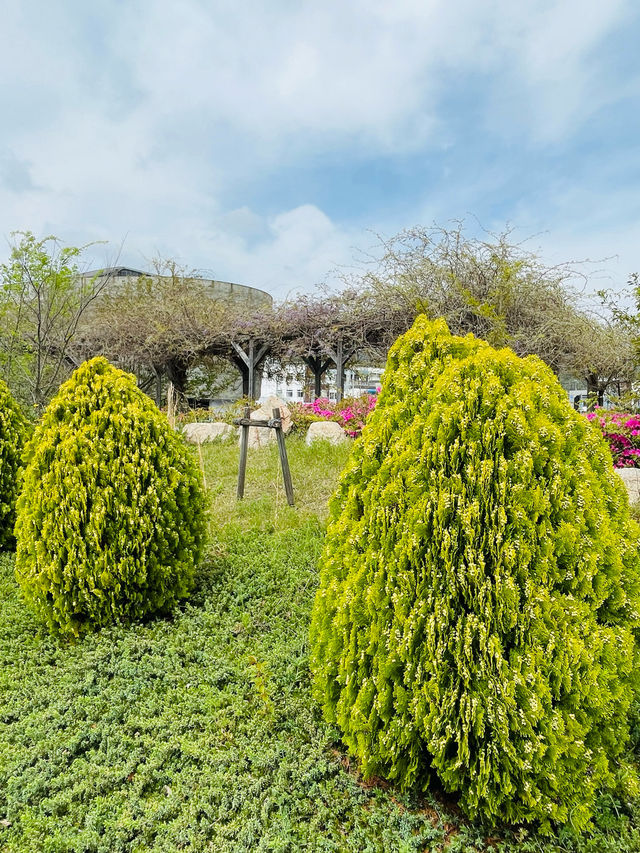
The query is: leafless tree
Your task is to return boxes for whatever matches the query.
[353,223,587,373]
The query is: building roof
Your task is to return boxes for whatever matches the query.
[82,266,147,278]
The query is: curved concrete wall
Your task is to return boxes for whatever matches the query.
[81,267,273,309]
[195,278,272,308]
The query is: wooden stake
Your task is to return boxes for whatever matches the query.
[237,405,250,499]
[234,406,294,506]
[273,408,294,506]
[197,440,207,491]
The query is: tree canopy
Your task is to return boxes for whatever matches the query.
[1,225,635,407]
[0,231,111,411]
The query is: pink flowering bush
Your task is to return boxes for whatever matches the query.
[291,392,378,438]
[334,393,378,437]
[586,410,640,468]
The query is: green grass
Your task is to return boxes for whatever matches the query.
[1,436,640,851]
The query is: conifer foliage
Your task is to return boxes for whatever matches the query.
[0,378,27,550]
[15,357,206,638]
[310,317,640,829]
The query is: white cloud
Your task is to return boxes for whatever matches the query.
[153,204,364,300]
[0,0,637,294]
[498,0,636,142]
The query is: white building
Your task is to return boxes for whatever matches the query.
[259,363,383,403]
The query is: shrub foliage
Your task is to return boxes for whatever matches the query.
[310,316,640,829]
[15,357,206,637]
[0,378,27,549]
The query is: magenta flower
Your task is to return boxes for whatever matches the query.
[299,391,379,437]
[588,411,640,468]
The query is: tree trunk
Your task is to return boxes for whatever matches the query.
[303,354,332,400]
[586,373,605,407]
[154,366,163,407]
[166,358,188,397]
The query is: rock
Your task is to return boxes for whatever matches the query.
[306,420,349,446]
[245,397,292,449]
[253,397,292,433]
[183,422,234,444]
[617,467,640,504]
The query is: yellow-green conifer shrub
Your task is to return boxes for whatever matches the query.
[0,378,27,550]
[15,357,206,638]
[310,317,640,830]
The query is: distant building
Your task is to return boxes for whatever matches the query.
[260,364,383,404]
[82,266,148,279]
[80,266,272,311]
[560,376,617,411]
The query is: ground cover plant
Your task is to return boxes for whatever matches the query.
[311,317,640,831]
[0,378,27,550]
[1,438,640,851]
[14,357,206,639]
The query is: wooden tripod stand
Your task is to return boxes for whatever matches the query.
[234,406,295,506]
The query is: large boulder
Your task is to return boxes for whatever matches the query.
[244,397,292,449]
[183,422,235,444]
[617,467,640,504]
[305,420,349,446]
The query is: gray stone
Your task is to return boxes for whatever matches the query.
[305,420,349,446]
[244,397,292,449]
[617,467,640,504]
[183,422,235,444]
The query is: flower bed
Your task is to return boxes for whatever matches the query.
[586,410,640,468]
[291,393,378,438]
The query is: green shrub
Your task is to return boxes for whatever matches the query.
[310,316,640,830]
[289,402,324,434]
[15,357,206,638]
[0,379,27,550]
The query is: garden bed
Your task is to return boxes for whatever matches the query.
[1,438,639,851]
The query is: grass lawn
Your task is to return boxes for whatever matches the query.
[1,436,640,852]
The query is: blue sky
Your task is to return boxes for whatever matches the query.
[0,0,639,299]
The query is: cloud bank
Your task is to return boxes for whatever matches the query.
[0,0,638,296]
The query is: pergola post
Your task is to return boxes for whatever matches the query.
[231,339,270,401]
[303,353,333,400]
[324,341,356,402]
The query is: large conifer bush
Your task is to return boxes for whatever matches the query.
[15,357,206,638]
[0,378,27,550]
[310,316,640,830]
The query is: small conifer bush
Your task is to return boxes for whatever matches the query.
[0,379,27,550]
[310,317,640,830]
[15,357,206,638]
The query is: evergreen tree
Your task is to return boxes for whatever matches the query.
[0,378,27,549]
[15,357,206,638]
[310,316,640,829]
